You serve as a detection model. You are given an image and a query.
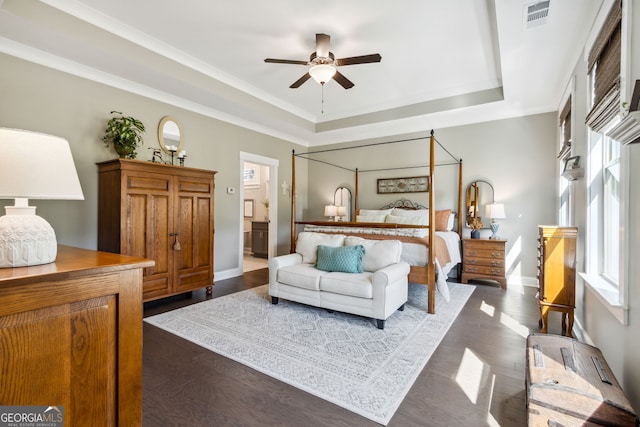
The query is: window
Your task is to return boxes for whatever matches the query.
[581,0,626,323]
[587,129,620,284]
[558,96,572,225]
[602,136,620,281]
[584,123,625,324]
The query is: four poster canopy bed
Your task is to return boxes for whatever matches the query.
[288,130,463,314]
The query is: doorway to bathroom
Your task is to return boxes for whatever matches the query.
[239,152,278,272]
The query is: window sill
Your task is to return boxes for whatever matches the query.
[579,272,628,325]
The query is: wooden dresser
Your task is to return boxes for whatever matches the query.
[537,225,577,337]
[461,238,507,288]
[526,334,639,426]
[97,159,216,302]
[0,245,153,426]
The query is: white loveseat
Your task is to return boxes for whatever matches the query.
[268,232,410,329]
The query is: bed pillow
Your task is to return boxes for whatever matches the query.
[391,208,428,217]
[356,214,387,223]
[446,212,455,231]
[384,214,427,225]
[315,245,365,273]
[435,209,452,231]
[358,208,393,216]
[344,236,402,272]
[295,232,345,264]
[391,208,429,224]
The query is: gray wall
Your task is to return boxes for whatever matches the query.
[306,113,558,284]
[0,53,307,277]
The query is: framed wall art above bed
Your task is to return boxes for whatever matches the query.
[377,176,429,194]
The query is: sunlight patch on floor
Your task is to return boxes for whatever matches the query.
[455,348,487,404]
[486,374,501,427]
[499,311,530,338]
[480,300,495,317]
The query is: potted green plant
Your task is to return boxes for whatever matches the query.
[102,111,145,159]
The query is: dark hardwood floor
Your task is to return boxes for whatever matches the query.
[143,271,561,426]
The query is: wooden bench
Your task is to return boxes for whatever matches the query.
[526,334,639,426]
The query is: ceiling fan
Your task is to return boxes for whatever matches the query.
[264,33,382,89]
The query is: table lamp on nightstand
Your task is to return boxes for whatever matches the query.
[485,203,506,239]
[0,128,84,267]
[324,204,338,221]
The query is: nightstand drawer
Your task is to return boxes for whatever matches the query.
[463,240,504,251]
[464,257,504,268]
[463,265,505,276]
[463,248,505,259]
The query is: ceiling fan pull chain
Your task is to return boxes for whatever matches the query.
[321,83,325,114]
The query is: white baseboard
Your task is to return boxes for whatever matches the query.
[215,267,243,281]
[507,275,538,287]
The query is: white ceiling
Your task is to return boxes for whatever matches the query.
[0,0,603,146]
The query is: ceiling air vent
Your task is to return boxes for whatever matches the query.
[524,1,550,29]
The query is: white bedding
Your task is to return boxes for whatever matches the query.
[302,225,461,301]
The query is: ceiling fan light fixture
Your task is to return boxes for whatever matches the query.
[309,64,336,85]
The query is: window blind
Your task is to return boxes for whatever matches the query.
[558,96,572,159]
[586,0,622,131]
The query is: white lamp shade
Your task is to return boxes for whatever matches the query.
[0,128,84,267]
[0,128,84,200]
[309,64,337,84]
[324,205,338,217]
[485,203,506,219]
[335,206,347,216]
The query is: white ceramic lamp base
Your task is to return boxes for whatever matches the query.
[0,206,57,267]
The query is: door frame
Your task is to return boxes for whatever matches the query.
[239,152,279,270]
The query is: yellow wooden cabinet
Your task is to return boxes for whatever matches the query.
[537,226,577,337]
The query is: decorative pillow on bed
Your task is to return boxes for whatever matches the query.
[358,208,393,216]
[435,209,452,231]
[391,208,428,218]
[315,245,365,273]
[296,232,345,264]
[356,214,387,223]
[390,208,429,223]
[384,214,427,225]
[446,212,455,231]
[344,236,402,272]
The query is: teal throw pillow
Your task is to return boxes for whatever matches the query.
[315,245,365,273]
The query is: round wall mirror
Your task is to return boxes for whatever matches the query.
[158,116,184,154]
[466,180,494,229]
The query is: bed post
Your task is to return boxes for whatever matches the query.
[457,159,463,235]
[427,130,436,314]
[290,149,296,253]
[354,168,359,216]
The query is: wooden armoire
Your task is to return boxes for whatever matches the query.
[537,225,578,337]
[97,159,216,301]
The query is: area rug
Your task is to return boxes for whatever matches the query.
[145,282,474,425]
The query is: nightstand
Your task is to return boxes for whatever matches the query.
[461,238,507,288]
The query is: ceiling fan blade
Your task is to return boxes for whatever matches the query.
[315,33,331,58]
[290,73,311,88]
[336,54,382,66]
[333,71,354,89]
[265,58,309,65]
